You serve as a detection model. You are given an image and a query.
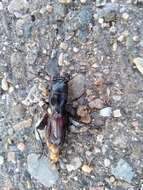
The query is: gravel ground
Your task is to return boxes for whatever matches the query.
[0,0,143,190]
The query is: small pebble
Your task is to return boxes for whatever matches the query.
[17,142,26,152]
[104,158,111,167]
[60,42,68,50]
[113,109,122,117]
[0,155,4,165]
[133,35,139,42]
[100,107,112,117]
[58,0,71,4]
[58,53,64,66]
[80,0,87,3]
[1,77,9,91]
[98,18,104,24]
[77,105,91,124]
[133,57,143,75]
[113,42,117,51]
[111,159,135,183]
[132,120,139,129]
[0,2,3,10]
[117,35,124,42]
[73,47,79,53]
[46,4,53,13]
[7,152,16,163]
[122,13,129,21]
[66,157,82,172]
[89,99,104,109]
[8,86,14,93]
[82,164,93,174]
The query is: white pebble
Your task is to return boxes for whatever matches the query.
[122,13,129,21]
[117,35,124,42]
[80,0,87,3]
[98,18,104,24]
[104,158,111,167]
[0,156,4,165]
[133,36,139,42]
[0,2,3,10]
[46,4,53,13]
[73,47,79,53]
[100,107,112,117]
[1,77,9,91]
[58,0,71,4]
[60,42,68,50]
[113,109,122,118]
[58,53,64,66]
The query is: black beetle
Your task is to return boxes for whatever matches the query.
[36,75,69,163]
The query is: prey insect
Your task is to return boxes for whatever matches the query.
[36,75,69,163]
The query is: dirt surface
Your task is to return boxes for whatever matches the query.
[0,0,143,190]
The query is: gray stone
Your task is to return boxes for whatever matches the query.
[111,159,135,183]
[27,154,59,187]
[66,157,82,172]
[68,74,85,101]
[8,0,29,14]
[99,107,112,117]
[64,7,93,32]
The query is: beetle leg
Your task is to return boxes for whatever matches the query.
[36,113,49,130]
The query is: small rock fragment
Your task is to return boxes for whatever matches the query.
[133,57,143,75]
[59,42,68,50]
[89,99,104,109]
[58,0,71,4]
[7,152,16,163]
[13,118,32,130]
[99,107,112,117]
[82,164,93,173]
[58,53,64,66]
[113,109,122,117]
[8,0,29,14]
[96,0,107,7]
[132,120,139,129]
[17,142,26,152]
[111,159,135,183]
[1,77,9,91]
[0,2,3,10]
[27,154,59,187]
[0,155,4,165]
[46,4,53,13]
[104,158,111,167]
[132,36,139,42]
[68,74,85,100]
[77,105,91,124]
[113,42,117,51]
[117,35,125,42]
[80,0,87,3]
[122,13,129,21]
[66,157,82,172]
[73,47,79,53]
